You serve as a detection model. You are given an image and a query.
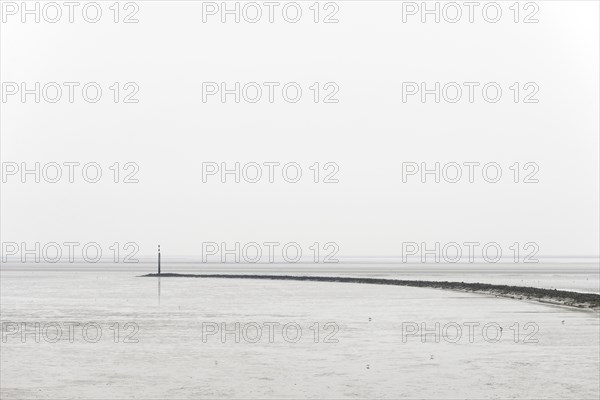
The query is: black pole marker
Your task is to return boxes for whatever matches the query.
[158,244,161,275]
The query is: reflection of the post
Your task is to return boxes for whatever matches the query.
[158,277,161,305]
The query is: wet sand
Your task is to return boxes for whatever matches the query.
[2,271,599,399]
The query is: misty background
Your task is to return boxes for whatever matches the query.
[1,1,598,259]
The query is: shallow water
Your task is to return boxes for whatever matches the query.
[1,270,599,399]
[3,261,599,293]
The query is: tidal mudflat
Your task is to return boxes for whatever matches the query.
[1,269,599,399]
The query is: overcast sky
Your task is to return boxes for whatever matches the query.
[1,1,598,259]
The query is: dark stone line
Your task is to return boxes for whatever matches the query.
[141,273,600,310]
